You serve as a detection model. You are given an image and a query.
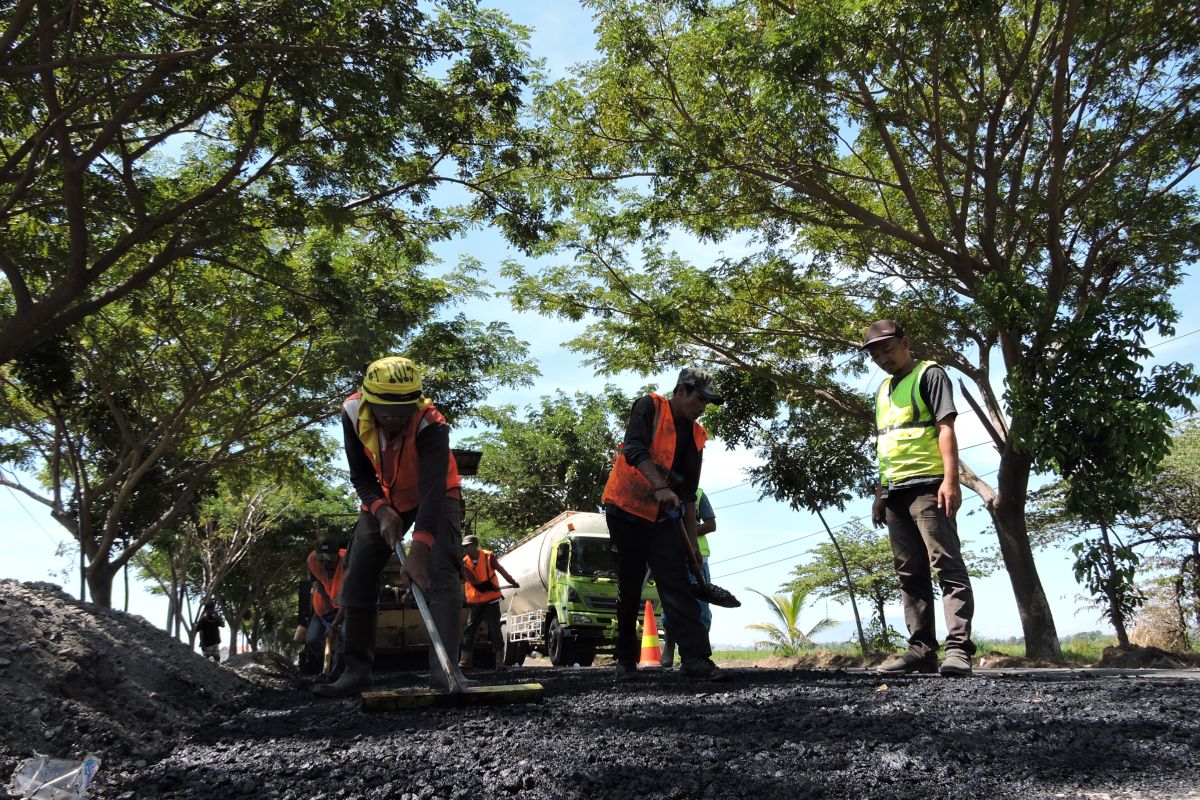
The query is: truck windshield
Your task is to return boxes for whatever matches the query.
[570,538,618,578]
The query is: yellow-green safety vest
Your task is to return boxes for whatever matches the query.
[875,360,944,485]
[696,488,710,558]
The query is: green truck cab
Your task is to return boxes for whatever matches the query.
[500,511,661,667]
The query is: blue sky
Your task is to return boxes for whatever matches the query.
[3,1,1198,651]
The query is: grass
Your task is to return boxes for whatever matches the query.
[716,632,1121,665]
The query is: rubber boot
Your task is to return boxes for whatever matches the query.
[430,593,476,691]
[661,634,676,669]
[313,607,375,698]
[458,647,474,669]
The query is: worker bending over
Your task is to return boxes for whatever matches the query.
[315,356,466,698]
[299,533,346,680]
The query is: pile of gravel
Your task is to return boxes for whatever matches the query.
[0,580,260,781]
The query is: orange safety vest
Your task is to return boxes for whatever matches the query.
[463,549,503,604]
[343,393,461,512]
[306,549,346,619]
[601,393,707,522]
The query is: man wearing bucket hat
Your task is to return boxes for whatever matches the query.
[861,320,975,677]
[315,356,467,698]
[602,367,728,682]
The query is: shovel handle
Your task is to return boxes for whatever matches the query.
[665,507,706,580]
[393,542,467,694]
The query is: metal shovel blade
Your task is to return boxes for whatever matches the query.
[693,580,741,608]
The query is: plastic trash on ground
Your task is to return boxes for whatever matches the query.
[8,754,101,800]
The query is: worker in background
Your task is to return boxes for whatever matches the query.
[197,600,224,663]
[459,534,520,670]
[862,320,975,677]
[603,367,728,682]
[315,356,466,698]
[660,487,717,668]
[297,533,347,680]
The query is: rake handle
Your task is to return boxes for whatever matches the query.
[394,542,467,694]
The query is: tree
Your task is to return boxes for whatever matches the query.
[745,587,835,655]
[1028,420,1200,646]
[787,520,903,652]
[1028,480,1143,645]
[1128,420,1200,641]
[507,0,1200,657]
[0,0,550,365]
[461,387,635,548]
[704,370,877,652]
[0,237,535,607]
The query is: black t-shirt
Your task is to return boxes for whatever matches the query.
[197,612,223,647]
[610,394,702,515]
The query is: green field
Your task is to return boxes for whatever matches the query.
[714,632,1122,666]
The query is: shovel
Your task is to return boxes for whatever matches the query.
[665,507,741,608]
[359,541,543,711]
[321,629,334,678]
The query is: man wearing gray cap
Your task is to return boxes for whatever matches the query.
[862,320,975,676]
[601,367,728,681]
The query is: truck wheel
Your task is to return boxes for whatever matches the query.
[546,614,574,667]
[503,635,527,667]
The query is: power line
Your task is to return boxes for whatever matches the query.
[1147,327,1200,350]
[706,480,751,496]
[713,490,991,581]
[3,485,62,547]
[710,467,1000,579]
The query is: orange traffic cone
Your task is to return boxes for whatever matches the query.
[638,600,663,669]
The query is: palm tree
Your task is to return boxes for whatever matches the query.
[745,588,836,655]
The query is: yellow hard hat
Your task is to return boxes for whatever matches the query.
[360,356,424,406]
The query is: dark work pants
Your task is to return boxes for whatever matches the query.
[304,612,346,675]
[607,512,711,666]
[885,484,976,658]
[461,600,503,654]
[337,498,465,687]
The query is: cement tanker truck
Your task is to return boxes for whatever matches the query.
[498,510,660,667]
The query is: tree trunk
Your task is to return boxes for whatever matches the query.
[227,621,240,656]
[1191,545,1200,638]
[1098,521,1130,648]
[817,510,871,654]
[84,558,118,609]
[988,453,1063,659]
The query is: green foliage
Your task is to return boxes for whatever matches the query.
[506,0,1200,657]
[0,228,534,607]
[462,387,634,548]
[1029,422,1200,642]
[705,368,876,512]
[976,632,1118,665]
[786,520,901,651]
[744,587,835,655]
[1130,421,1200,641]
[0,0,553,365]
[1070,532,1144,636]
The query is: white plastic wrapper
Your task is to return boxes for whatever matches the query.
[8,754,101,800]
